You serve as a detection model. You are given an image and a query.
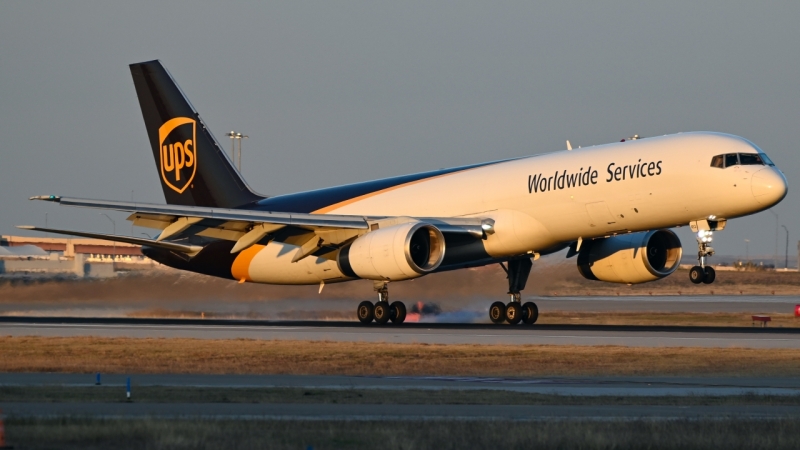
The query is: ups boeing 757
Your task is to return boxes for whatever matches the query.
[19,60,788,325]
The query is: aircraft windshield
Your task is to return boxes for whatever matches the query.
[710,153,771,169]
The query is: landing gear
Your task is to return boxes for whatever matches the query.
[505,302,522,325]
[521,302,539,325]
[390,301,407,324]
[356,282,406,325]
[374,301,391,324]
[703,266,716,284]
[491,258,538,325]
[489,301,506,324]
[357,301,374,324]
[689,266,705,284]
[690,228,716,284]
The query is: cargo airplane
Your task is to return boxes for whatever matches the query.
[19,60,788,325]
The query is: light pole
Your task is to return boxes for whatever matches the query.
[130,190,134,236]
[226,130,237,162]
[100,213,116,263]
[782,225,789,269]
[235,132,248,171]
[745,239,750,262]
[769,209,779,268]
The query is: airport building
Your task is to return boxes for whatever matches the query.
[0,235,154,278]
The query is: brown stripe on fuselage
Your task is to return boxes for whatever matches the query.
[311,166,487,214]
[231,244,264,281]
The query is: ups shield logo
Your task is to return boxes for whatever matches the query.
[158,117,197,194]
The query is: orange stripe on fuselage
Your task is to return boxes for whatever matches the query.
[231,244,264,281]
[311,167,485,214]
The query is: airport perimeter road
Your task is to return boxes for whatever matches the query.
[2,317,800,348]
[3,402,800,420]
[3,373,800,397]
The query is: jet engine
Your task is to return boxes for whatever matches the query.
[337,222,446,281]
[577,229,682,284]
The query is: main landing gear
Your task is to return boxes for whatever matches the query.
[689,229,716,284]
[491,257,539,325]
[357,282,406,325]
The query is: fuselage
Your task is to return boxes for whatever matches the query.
[197,131,785,285]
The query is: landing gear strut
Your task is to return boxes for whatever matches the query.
[690,229,716,284]
[356,282,406,325]
[492,257,538,325]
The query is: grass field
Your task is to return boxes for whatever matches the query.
[5,417,800,450]
[4,336,800,377]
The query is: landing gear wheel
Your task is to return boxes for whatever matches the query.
[489,302,506,324]
[702,266,716,284]
[521,302,539,325]
[374,301,391,324]
[689,266,705,284]
[390,301,406,324]
[505,302,522,325]
[357,301,374,324]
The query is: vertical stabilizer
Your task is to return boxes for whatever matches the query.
[130,60,263,208]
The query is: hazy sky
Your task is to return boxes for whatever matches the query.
[1,1,798,260]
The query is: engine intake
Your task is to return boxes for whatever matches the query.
[577,229,682,284]
[338,222,446,281]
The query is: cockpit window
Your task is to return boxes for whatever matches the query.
[739,153,764,165]
[711,152,772,168]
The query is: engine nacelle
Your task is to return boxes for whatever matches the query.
[577,229,682,284]
[337,222,446,281]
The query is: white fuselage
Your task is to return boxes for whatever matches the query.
[239,132,787,284]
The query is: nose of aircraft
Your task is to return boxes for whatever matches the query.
[751,167,788,206]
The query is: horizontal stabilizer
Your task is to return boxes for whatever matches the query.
[15,226,203,255]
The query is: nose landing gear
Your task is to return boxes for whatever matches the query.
[356,282,407,325]
[689,229,717,284]
[492,257,539,325]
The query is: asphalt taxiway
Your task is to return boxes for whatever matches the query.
[3,373,799,420]
[5,402,799,420]
[2,373,799,397]
[2,316,800,348]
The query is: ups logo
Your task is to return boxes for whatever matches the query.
[158,117,197,193]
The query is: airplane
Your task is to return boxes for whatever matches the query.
[19,60,788,326]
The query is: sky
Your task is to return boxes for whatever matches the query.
[1,1,799,262]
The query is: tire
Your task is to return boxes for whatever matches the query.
[689,266,705,284]
[505,302,522,325]
[702,266,716,284]
[489,302,506,324]
[522,302,539,325]
[390,301,407,324]
[374,301,391,324]
[357,301,374,324]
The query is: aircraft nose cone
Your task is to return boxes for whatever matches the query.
[751,167,788,206]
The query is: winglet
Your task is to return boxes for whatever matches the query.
[566,140,573,151]
[29,195,61,202]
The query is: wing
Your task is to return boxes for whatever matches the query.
[27,195,490,260]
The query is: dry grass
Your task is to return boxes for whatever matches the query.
[7,417,800,450]
[3,336,800,377]
[4,265,800,306]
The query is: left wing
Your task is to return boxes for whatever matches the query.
[28,195,489,259]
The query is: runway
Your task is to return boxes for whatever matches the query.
[2,316,800,348]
